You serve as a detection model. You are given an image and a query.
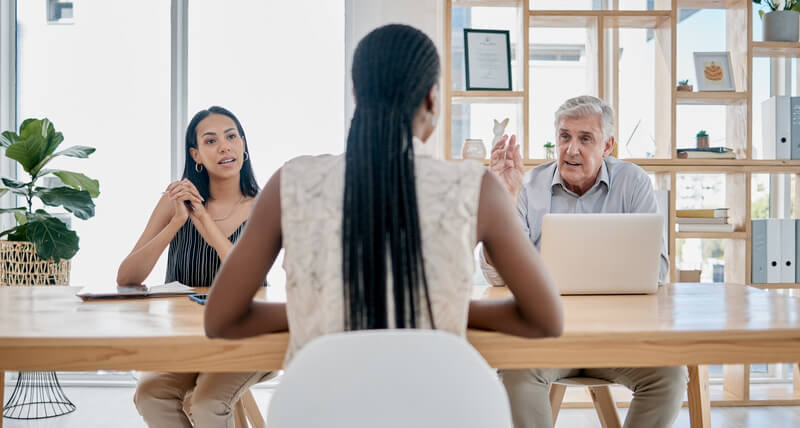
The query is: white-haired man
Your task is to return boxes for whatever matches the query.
[482,95,687,428]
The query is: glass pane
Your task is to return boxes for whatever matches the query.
[751,173,799,219]
[676,9,726,91]
[452,7,523,92]
[676,174,726,210]
[676,238,726,282]
[616,27,663,159]
[16,1,171,285]
[188,1,345,287]
[530,24,598,158]
[676,105,731,151]
[452,102,524,159]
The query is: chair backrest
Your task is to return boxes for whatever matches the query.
[266,330,512,428]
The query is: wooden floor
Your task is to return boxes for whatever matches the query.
[3,385,800,427]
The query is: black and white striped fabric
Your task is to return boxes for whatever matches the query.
[165,220,246,287]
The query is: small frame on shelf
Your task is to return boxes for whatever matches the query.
[464,29,512,91]
[693,51,735,91]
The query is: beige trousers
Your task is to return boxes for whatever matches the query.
[134,371,274,428]
[500,366,688,428]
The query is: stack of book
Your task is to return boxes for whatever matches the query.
[676,208,734,232]
[676,147,736,159]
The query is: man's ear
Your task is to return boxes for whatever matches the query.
[602,136,615,158]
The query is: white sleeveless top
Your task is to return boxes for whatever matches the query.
[280,154,485,365]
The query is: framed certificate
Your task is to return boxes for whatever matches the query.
[464,29,512,91]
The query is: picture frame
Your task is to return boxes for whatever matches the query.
[693,51,735,92]
[464,29,512,91]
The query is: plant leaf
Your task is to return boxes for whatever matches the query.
[3,223,26,241]
[0,207,27,215]
[31,145,96,177]
[25,213,79,262]
[0,131,18,148]
[13,211,27,225]
[50,170,100,198]
[0,188,7,198]
[6,135,47,174]
[1,178,27,188]
[35,186,95,220]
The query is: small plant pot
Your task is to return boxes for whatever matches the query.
[0,241,70,286]
[544,147,555,160]
[676,84,693,92]
[696,136,709,148]
[763,10,800,42]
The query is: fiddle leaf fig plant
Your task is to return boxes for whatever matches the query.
[0,118,99,261]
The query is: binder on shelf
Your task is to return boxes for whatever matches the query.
[781,219,796,283]
[796,219,800,283]
[762,96,791,160]
[752,220,767,284]
[766,219,781,283]
[791,96,800,159]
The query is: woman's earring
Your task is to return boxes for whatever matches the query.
[195,163,204,173]
[243,151,249,162]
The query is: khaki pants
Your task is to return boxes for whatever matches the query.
[134,371,274,428]
[500,366,688,428]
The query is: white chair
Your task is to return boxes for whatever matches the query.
[266,330,513,428]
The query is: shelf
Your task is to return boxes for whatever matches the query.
[529,10,671,29]
[675,91,747,105]
[674,231,747,239]
[451,91,524,104]
[452,0,520,7]
[752,41,800,58]
[676,0,747,9]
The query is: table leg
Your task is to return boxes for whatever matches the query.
[687,365,711,428]
[793,363,800,399]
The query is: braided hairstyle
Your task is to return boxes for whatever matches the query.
[343,24,439,330]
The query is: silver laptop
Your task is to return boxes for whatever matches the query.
[540,213,662,295]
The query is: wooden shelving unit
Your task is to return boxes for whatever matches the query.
[445,0,800,408]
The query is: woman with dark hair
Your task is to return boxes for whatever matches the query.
[117,106,271,427]
[204,25,563,363]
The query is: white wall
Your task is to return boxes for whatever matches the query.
[344,0,445,158]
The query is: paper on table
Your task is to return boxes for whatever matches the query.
[76,281,195,300]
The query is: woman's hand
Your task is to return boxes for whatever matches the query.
[165,179,205,224]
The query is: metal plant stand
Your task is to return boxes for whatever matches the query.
[3,371,76,419]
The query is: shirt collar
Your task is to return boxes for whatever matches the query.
[551,158,610,194]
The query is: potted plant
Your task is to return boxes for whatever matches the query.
[543,141,555,160]
[677,79,693,92]
[0,118,99,285]
[696,129,709,149]
[754,0,800,42]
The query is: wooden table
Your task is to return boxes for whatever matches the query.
[1,283,799,428]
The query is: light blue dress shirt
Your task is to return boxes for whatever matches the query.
[481,156,669,284]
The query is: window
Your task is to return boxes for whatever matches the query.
[17,0,171,286]
[188,1,345,286]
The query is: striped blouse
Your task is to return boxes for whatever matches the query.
[165,219,246,287]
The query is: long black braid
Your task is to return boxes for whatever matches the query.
[343,24,439,330]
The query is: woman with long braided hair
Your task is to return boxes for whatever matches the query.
[204,24,562,362]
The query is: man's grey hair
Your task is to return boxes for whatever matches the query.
[554,95,615,142]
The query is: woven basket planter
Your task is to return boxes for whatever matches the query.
[0,241,70,286]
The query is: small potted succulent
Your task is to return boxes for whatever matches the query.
[754,0,800,42]
[696,130,709,149]
[543,141,555,160]
[677,79,693,92]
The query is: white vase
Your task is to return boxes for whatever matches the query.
[462,139,486,160]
